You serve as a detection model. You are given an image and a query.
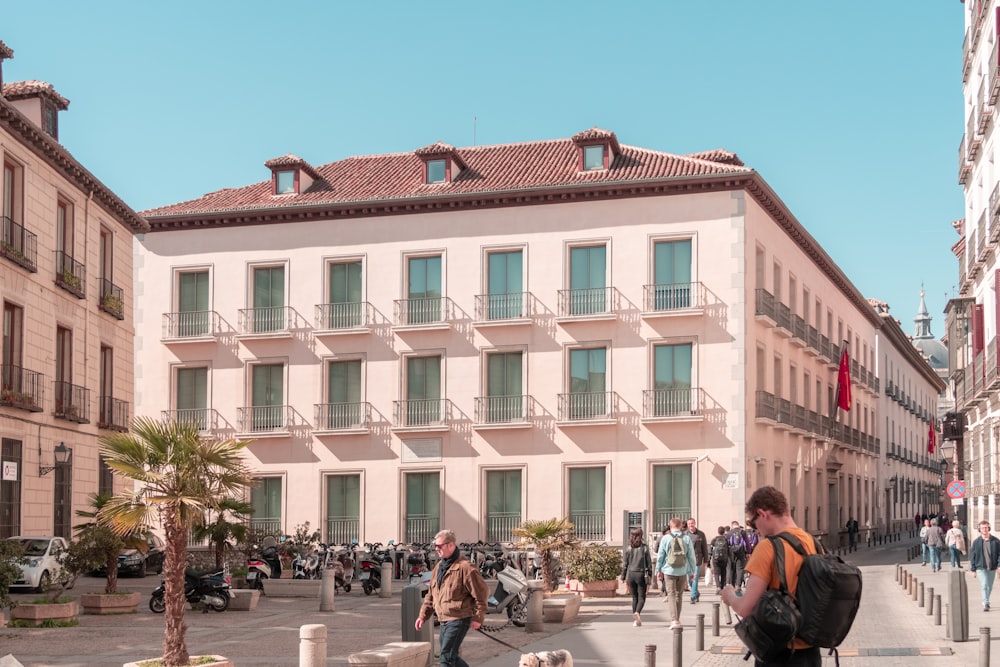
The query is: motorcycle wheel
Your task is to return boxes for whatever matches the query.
[149,596,166,613]
[363,582,373,595]
[208,594,230,612]
[507,596,527,628]
[342,583,351,593]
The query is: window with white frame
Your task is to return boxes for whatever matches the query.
[568,347,607,419]
[568,244,607,315]
[406,255,443,324]
[404,471,440,542]
[651,239,692,310]
[485,469,522,542]
[405,355,443,425]
[325,358,363,429]
[568,466,606,540]
[176,269,211,336]
[325,474,360,544]
[327,260,364,328]
[251,477,283,535]
[484,350,524,423]
[175,366,208,430]
[250,362,285,432]
[651,342,692,416]
[485,249,524,319]
[251,265,286,333]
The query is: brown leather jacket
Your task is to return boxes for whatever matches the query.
[418,554,489,624]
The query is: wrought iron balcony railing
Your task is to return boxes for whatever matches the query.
[314,302,374,330]
[53,381,90,423]
[238,306,290,335]
[161,408,221,433]
[54,251,85,298]
[557,286,618,317]
[642,282,706,313]
[393,297,454,326]
[474,395,531,425]
[393,399,452,428]
[99,279,125,320]
[162,311,220,339]
[474,292,532,322]
[557,391,616,422]
[237,405,291,433]
[0,364,44,412]
[97,396,130,431]
[314,401,371,431]
[642,388,706,418]
[1,216,37,272]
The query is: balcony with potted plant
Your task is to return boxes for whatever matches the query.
[54,251,86,298]
[98,278,125,320]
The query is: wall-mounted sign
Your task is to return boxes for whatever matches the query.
[1,461,17,481]
[723,473,739,490]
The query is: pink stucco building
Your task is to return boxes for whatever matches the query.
[0,41,146,537]
[135,128,941,546]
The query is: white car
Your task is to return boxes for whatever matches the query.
[8,536,68,592]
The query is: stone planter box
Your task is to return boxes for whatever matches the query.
[10,600,80,626]
[81,591,141,615]
[348,641,431,667]
[573,579,618,598]
[123,656,232,667]
[542,593,581,623]
[262,578,320,597]
[229,588,261,611]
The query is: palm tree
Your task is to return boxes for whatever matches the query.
[74,492,150,594]
[512,517,579,593]
[98,417,253,667]
[192,497,254,570]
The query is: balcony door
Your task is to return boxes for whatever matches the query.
[653,343,692,415]
[177,367,208,429]
[178,271,210,336]
[406,356,441,425]
[486,470,521,542]
[252,266,285,332]
[568,467,606,541]
[653,239,691,309]
[325,474,360,544]
[487,251,522,319]
[2,302,22,389]
[653,464,692,530]
[327,359,362,428]
[569,348,606,419]
[329,261,363,327]
[486,352,523,422]
[407,256,442,324]
[251,364,284,431]
[569,245,606,314]
[405,472,440,542]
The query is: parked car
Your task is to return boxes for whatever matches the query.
[117,534,166,577]
[7,535,68,592]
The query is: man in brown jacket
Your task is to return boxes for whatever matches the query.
[416,529,489,667]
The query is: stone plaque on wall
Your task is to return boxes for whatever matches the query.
[402,438,442,463]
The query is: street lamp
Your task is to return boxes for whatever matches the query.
[38,441,71,477]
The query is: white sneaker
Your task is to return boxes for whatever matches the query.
[670,620,682,629]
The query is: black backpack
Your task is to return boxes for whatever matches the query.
[734,546,800,663]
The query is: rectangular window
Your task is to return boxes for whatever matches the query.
[55,326,72,415]
[486,470,522,542]
[407,256,442,324]
[406,355,442,425]
[652,239,692,309]
[99,228,113,282]
[251,363,284,431]
[177,367,208,429]
[485,351,523,422]
[56,200,73,256]
[653,464,692,531]
[54,461,71,538]
[569,347,607,419]
[426,160,446,184]
[326,359,362,428]
[177,270,210,336]
[276,170,295,194]
[253,266,285,333]
[405,472,440,542]
[755,246,766,291]
[569,467,606,540]
[653,343,692,415]
[486,250,523,319]
[328,261,363,328]
[569,245,607,315]
[250,477,283,534]
[2,160,22,222]
[98,455,114,497]
[325,474,360,544]
[583,145,604,171]
[2,301,23,372]
[0,437,22,538]
[99,345,114,426]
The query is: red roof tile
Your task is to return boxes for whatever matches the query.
[141,131,752,218]
[264,153,320,180]
[2,80,69,109]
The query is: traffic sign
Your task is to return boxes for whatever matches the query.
[947,480,966,499]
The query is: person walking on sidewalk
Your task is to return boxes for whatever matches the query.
[970,520,1000,612]
[925,518,945,572]
[621,527,653,627]
[920,518,931,566]
[946,519,967,569]
[846,516,859,549]
[656,517,696,629]
[686,517,708,604]
[721,486,819,666]
[709,525,730,592]
[415,529,489,667]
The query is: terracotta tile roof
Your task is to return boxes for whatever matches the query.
[142,131,753,218]
[571,127,621,154]
[685,149,744,167]
[2,80,69,109]
[0,41,13,60]
[264,153,320,180]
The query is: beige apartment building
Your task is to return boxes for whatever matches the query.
[0,41,146,537]
[135,128,941,547]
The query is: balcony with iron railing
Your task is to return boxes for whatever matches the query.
[98,278,125,320]
[54,251,85,298]
[162,310,220,340]
[314,301,375,333]
[569,510,606,541]
[238,306,291,336]
[960,136,972,185]
[641,282,707,315]
[964,29,973,83]
[754,391,879,455]
[0,364,44,412]
[774,302,792,335]
[1,216,37,273]
[393,297,455,328]
[789,314,808,346]
[405,515,440,543]
[97,396,129,431]
[392,398,452,430]
[754,288,777,325]
[557,287,619,320]
[236,405,291,435]
[249,518,282,536]
[979,78,993,135]
[473,292,534,324]
[641,388,707,421]
[53,381,90,423]
[161,408,221,433]
[969,114,982,161]
[473,395,532,428]
[486,512,521,543]
[313,401,372,432]
[325,516,359,545]
[557,391,617,424]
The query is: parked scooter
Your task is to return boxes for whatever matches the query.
[149,567,233,613]
[360,542,395,595]
[246,536,282,594]
[325,544,354,593]
[407,543,428,583]
[292,545,323,580]
[486,558,529,627]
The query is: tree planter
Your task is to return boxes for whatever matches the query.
[11,600,80,625]
[123,656,232,667]
[228,589,260,611]
[542,593,581,623]
[81,592,141,615]
[574,579,618,597]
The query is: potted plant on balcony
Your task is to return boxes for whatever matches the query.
[60,268,81,292]
[101,293,123,314]
[561,543,623,597]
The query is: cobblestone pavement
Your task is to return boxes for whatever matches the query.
[1,538,996,666]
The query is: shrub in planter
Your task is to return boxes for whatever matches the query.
[562,543,623,583]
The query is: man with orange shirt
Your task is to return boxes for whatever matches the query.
[720,486,819,666]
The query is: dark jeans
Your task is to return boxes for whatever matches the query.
[712,559,729,589]
[438,616,471,667]
[755,646,821,667]
[730,558,747,589]
[627,571,648,613]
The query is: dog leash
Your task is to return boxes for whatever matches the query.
[476,627,522,651]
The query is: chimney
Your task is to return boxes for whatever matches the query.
[0,40,12,90]
[2,79,70,141]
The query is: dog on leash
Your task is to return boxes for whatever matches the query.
[517,649,574,667]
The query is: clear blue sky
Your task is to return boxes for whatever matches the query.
[5,2,963,333]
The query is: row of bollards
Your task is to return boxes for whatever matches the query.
[642,605,729,666]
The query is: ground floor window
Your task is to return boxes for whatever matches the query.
[653,464,691,531]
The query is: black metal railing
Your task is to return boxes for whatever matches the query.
[474,292,531,321]
[0,216,37,272]
[237,405,290,433]
[161,408,220,433]
[54,251,85,298]
[0,364,44,412]
[393,399,451,428]
[394,297,452,325]
[99,279,125,320]
[97,396,129,431]
[315,302,373,330]
[474,395,530,424]
[642,388,705,418]
[53,381,90,423]
[557,391,615,421]
[642,282,706,312]
[558,286,617,317]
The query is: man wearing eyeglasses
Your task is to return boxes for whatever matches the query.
[415,529,489,667]
[970,521,1000,612]
[720,486,819,666]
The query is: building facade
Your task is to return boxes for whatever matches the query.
[135,128,940,546]
[0,40,147,537]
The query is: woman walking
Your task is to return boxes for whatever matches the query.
[622,527,653,626]
[946,519,967,569]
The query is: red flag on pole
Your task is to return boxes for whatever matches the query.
[836,346,852,412]
[928,418,937,454]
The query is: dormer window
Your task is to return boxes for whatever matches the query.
[583,145,605,171]
[264,154,320,196]
[426,159,447,184]
[276,170,295,194]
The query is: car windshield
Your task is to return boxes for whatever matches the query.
[14,539,49,556]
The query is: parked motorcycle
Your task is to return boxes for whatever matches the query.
[407,543,428,583]
[246,536,282,594]
[360,542,394,596]
[149,568,233,613]
[486,558,529,627]
[292,546,323,580]
[325,544,354,593]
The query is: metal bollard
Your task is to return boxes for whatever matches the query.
[927,587,934,615]
[673,625,683,667]
[299,624,327,667]
[919,582,925,607]
[319,573,335,612]
[934,594,942,625]
[712,602,720,636]
[644,644,656,667]
[980,627,991,667]
[696,613,705,651]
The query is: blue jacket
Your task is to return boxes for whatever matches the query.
[969,535,1000,572]
[656,530,697,578]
